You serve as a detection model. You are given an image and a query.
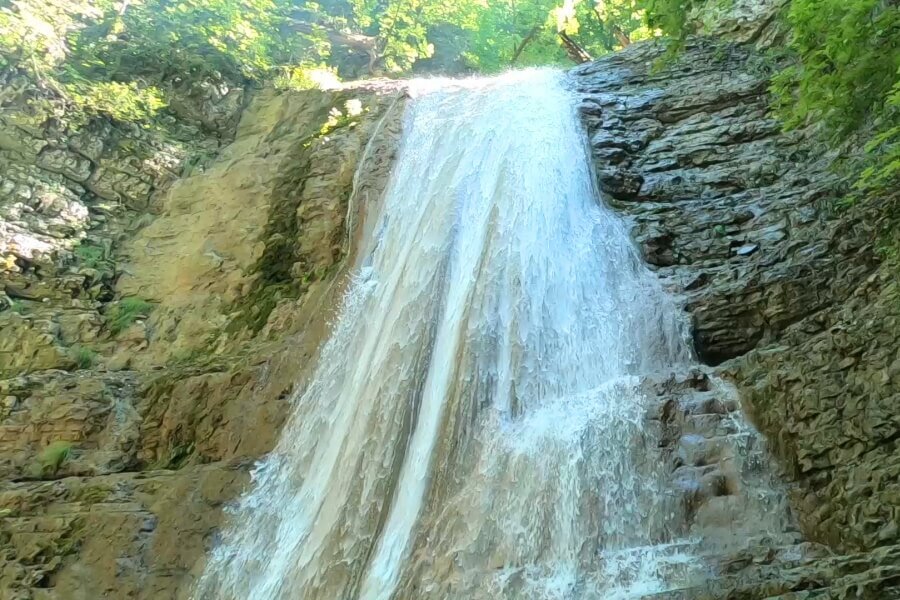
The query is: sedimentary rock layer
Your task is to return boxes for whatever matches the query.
[572,37,899,597]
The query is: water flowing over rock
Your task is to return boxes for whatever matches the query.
[2,17,899,600]
[573,37,900,597]
[194,70,794,600]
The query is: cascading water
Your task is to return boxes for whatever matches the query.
[195,70,792,600]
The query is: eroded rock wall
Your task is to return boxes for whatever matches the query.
[0,82,405,598]
[0,71,244,378]
[572,35,899,598]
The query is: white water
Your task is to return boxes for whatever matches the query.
[194,70,786,600]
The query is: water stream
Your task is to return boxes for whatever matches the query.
[194,70,791,600]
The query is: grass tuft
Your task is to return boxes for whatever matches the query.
[31,440,74,478]
[69,345,97,369]
[107,297,153,335]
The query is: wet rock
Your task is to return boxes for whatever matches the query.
[575,32,896,595]
[0,78,405,599]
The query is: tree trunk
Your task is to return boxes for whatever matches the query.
[612,25,631,47]
[287,20,380,73]
[558,32,592,64]
[591,7,631,49]
[511,26,541,64]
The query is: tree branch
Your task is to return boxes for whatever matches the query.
[511,25,541,64]
[558,31,592,64]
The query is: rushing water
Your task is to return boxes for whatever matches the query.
[194,70,789,600]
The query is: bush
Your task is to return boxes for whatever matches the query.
[770,0,900,195]
[65,79,166,122]
[73,241,113,269]
[32,440,73,477]
[69,345,97,369]
[639,0,900,199]
[107,297,153,335]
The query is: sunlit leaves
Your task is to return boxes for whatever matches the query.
[65,80,167,122]
[770,0,900,194]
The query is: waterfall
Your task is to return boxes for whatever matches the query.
[194,69,791,600]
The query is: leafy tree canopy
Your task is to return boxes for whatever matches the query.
[2,0,897,205]
[773,0,899,196]
[0,0,660,122]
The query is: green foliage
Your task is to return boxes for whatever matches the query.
[638,0,701,41]
[1,0,299,121]
[107,297,153,335]
[769,0,900,197]
[274,64,341,90]
[448,0,656,72]
[66,0,284,83]
[73,241,113,269]
[772,1,899,136]
[32,440,73,477]
[636,0,900,201]
[69,345,98,369]
[1,0,661,104]
[859,79,900,193]
[65,80,167,122]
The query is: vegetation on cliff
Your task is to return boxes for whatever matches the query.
[774,0,899,199]
[2,0,896,203]
[0,0,672,122]
[650,1,899,204]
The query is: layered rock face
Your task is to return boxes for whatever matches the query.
[2,5,898,598]
[0,82,404,598]
[572,35,899,598]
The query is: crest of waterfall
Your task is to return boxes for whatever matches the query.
[194,69,788,600]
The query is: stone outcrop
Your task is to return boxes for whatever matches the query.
[2,6,898,598]
[0,68,242,379]
[0,80,405,598]
[692,0,789,46]
[572,35,898,597]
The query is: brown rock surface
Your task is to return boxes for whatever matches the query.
[0,81,405,599]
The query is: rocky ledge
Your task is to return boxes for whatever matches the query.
[0,80,405,598]
[572,36,899,597]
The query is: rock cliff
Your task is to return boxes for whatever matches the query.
[2,4,899,598]
[0,78,405,598]
[572,33,899,598]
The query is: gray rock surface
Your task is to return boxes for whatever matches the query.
[573,35,898,598]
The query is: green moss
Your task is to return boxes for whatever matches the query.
[167,346,215,369]
[50,516,86,556]
[68,344,97,369]
[31,440,73,478]
[107,297,153,335]
[73,241,111,269]
[72,486,109,504]
[65,80,166,122]
[222,99,360,335]
[165,443,195,469]
[145,441,196,471]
